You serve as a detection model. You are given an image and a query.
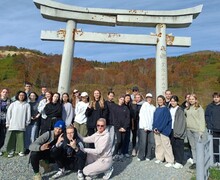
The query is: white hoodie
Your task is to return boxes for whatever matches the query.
[139,101,156,130]
[6,100,31,131]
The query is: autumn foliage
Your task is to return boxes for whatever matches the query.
[0,46,219,106]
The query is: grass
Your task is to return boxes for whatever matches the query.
[0,56,17,80]
[191,167,220,180]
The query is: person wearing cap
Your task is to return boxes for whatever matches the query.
[29,120,65,180]
[74,92,89,137]
[71,89,81,109]
[137,93,156,161]
[61,93,74,127]
[131,86,139,101]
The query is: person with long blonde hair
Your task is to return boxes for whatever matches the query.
[185,93,206,169]
[85,90,107,139]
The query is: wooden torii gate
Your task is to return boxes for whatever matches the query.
[34,0,203,96]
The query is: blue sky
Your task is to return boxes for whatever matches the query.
[0,0,219,62]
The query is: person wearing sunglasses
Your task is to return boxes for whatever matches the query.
[78,118,113,180]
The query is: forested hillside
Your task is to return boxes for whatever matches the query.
[0,46,219,106]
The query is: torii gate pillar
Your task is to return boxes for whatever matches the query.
[58,20,76,94]
[156,24,168,97]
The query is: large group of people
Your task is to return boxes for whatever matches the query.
[0,82,219,180]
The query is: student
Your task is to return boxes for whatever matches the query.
[25,92,40,154]
[74,92,89,137]
[5,91,31,157]
[29,120,65,180]
[165,90,172,107]
[86,90,107,137]
[113,95,130,161]
[169,95,186,169]
[153,95,174,167]
[61,93,74,127]
[138,93,156,161]
[80,118,113,180]
[0,88,11,156]
[205,92,220,164]
[50,125,86,179]
[185,94,206,169]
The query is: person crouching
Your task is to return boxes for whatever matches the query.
[50,125,86,179]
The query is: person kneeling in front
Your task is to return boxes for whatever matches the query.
[29,120,65,180]
[50,125,86,179]
[79,118,114,180]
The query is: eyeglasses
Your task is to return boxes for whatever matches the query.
[97,124,105,128]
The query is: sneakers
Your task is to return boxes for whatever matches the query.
[18,152,25,157]
[124,154,130,158]
[155,159,162,164]
[113,155,119,161]
[165,163,173,168]
[173,162,183,169]
[137,158,141,161]
[187,158,194,164]
[189,163,196,169]
[52,168,65,179]
[132,149,137,157]
[33,172,42,180]
[77,170,84,180]
[39,160,51,173]
[145,158,150,161]
[103,166,114,180]
[0,151,2,156]
[7,151,14,158]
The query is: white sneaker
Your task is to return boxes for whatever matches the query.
[0,151,2,156]
[137,158,141,161]
[18,152,25,157]
[187,158,194,164]
[173,162,183,169]
[52,168,65,179]
[165,163,173,168]
[7,151,14,158]
[145,158,150,161]
[132,149,137,156]
[155,159,162,164]
[77,170,84,180]
[103,166,114,180]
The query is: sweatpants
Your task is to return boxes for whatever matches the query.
[6,131,25,153]
[74,122,88,137]
[0,123,6,149]
[154,133,174,163]
[30,150,53,173]
[213,131,220,162]
[138,129,155,160]
[83,154,112,176]
[51,148,86,171]
[170,131,184,164]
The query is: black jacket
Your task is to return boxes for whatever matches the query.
[113,104,130,130]
[205,102,220,132]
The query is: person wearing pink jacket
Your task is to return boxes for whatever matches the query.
[79,118,113,180]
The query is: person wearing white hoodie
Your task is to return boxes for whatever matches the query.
[137,93,156,161]
[5,91,31,157]
[74,92,89,137]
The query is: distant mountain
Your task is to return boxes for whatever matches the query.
[0,46,219,106]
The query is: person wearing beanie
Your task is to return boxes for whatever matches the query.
[29,120,65,180]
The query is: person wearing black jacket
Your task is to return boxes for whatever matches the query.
[85,90,107,138]
[113,95,130,161]
[105,91,117,152]
[50,125,86,179]
[43,92,62,134]
[205,92,220,163]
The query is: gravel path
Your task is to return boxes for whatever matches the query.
[0,154,195,180]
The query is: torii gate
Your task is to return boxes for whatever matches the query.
[34,0,203,97]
